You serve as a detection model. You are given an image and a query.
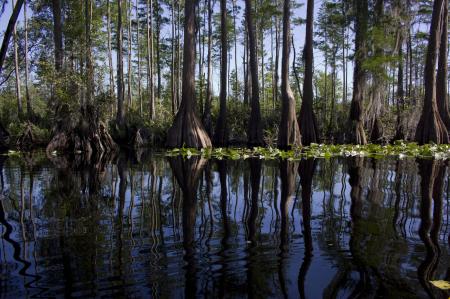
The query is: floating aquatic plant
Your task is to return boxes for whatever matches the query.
[166,142,450,160]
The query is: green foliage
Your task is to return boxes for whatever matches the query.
[166,142,450,160]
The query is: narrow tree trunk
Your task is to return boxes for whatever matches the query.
[299,0,318,145]
[233,0,238,101]
[136,0,142,116]
[171,0,176,115]
[52,0,63,72]
[117,0,125,124]
[107,0,115,114]
[348,0,368,145]
[166,0,212,148]
[415,0,449,144]
[274,12,280,104]
[156,2,162,102]
[85,0,93,105]
[202,0,213,135]
[245,0,264,146]
[394,34,405,141]
[24,0,32,120]
[150,0,155,119]
[436,0,450,132]
[0,0,24,75]
[214,0,228,146]
[127,0,133,109]
[278,0,301,149]
[12,0,23,118]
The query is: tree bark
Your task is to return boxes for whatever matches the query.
[116,0,125,124]
[136,0,143,116]
[23,0,32,120]
[202,0,213,135]
[299,0,318,146]
[278,0,301,149]
[12,0,23,118]
[348,0,368,145]
[245,0,264,146]
[214,0,228,146]
[52,0,63,72]
[436,0,450,132]
[127,0,133,109]
[166,0,212,148]
[107,0,115,112]
[85,0,93,105]
[148,0,155,119]
[415,0,449,144]
[0,0,24,75]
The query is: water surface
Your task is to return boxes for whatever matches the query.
[0,152,449,298]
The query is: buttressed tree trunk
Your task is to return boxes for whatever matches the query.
[348,0,368,145]
[166,0,212,148]
[278,0,301,149]
[298,0,318,146]
[47,0,117,158]
[214,0,228,146]
[436,0,450,133]
[245,0,264,146]
[415,0,449,144]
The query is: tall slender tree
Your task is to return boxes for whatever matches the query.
[278,0,301,149]
[117,0,125,124]
[415,0,449,144]
[298,0,318,146]
[24,0,32,120]
[245,0,264,146]
[12,0,23,117]
[202,0,213,135]
[0,0,24,75]
[52,0,63,72]
[166,0,212,148]
[214,0,228,146]
[348,0,368,145]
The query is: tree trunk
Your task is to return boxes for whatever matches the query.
[127,0,133,110]
[278,0,301,149]
[12,0,23,118]
[274,13,280,104]
[299,0,318,145]
[85,0,93,105]
[116,0,125,124]
[202,0,213,136]
[107,0,115,113]
[348,0,368,145]
[415,0,449,144]
[0,0,24,75]
[171,0,176,115]
[233,0,238,101]
[436,0,450,132]
[245,0,264,146]
[394,33,405,141]
[52,0,63,72]
[166,0,212,148]
[149,0,155,119]
[367,0,385,143]
[214,0,228,146]
[24,0,32,120]
[136,0,142,116]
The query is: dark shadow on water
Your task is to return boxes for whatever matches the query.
[298,158,315,299]
[169,156,207,299]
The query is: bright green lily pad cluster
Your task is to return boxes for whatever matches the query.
[166,142,450,160]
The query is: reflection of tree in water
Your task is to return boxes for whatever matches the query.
[169,156,206,299]
[417,159,447,299]
[298,158,315,299]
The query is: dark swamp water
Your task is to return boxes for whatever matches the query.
[1,151,450,298]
